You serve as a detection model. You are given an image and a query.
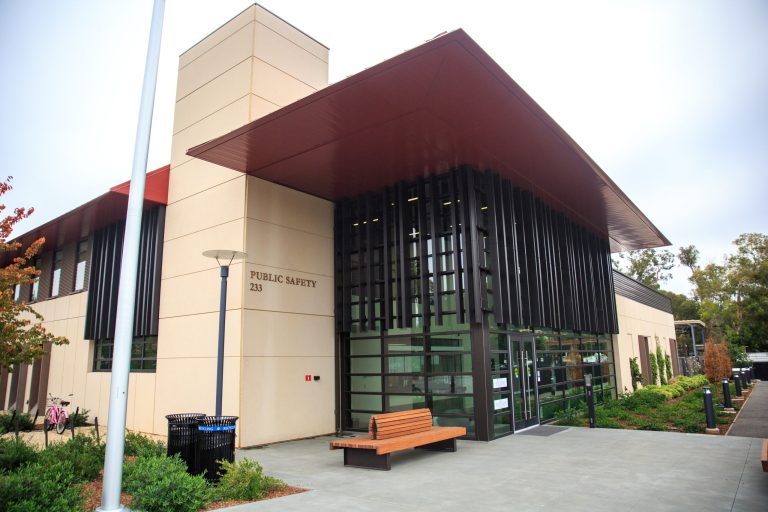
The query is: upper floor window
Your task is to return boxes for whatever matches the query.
[51,249,63,297]
[74,240,88,291]
[29,258,39,302]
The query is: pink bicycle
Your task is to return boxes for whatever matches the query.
[45,393,72,435]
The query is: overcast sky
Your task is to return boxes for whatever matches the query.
[1,0,766,295]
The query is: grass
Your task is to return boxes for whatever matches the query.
[554,375,747,434]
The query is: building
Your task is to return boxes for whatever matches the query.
[1,4,678,444]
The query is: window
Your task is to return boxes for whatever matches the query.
[29,258,39,302]
[13,284,20,302]
[74,240,88,291]
[51,250,63,297]
[94,336,157,372]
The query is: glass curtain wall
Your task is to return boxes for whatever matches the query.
[335,167,619,441]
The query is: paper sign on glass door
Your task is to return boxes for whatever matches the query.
[494,398,509,410]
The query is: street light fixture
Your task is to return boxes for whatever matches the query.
[202,249,246,416]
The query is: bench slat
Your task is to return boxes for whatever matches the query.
[761,439,768,472]
[369,409,433,440]
[375,423,433,439]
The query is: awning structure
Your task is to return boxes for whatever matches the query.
[5,165,169,259]
[187,30,669,252]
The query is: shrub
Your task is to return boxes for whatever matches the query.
[672,374,709,390]
[0,411,35,434]
[71,408,90,427]
[649,352,659,385]
[629,357,642,392]
[664,354,673,383]
[656,343,667,385]
[0,437,38,472]
[123,455,211,512]
[0,460,83,512]
[38,433,105,482]
[553,402,585,426]
[124,431,167,458]
[703,338,732,382]
[215,459,285,501]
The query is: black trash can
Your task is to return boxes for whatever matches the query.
[165,413,205,474]
[195,416,238,481]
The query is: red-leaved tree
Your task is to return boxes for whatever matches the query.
[0,176,67,368]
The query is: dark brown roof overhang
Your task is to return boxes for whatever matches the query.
[187,30,670,252]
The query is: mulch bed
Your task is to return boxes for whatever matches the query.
[81,476,305,511]
[204,486,306,510]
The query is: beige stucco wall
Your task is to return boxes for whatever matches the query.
[28,293,156,433]
[239,177,335,446]
[614,294,677,392]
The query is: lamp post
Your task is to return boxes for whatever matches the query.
[202,250,246,416]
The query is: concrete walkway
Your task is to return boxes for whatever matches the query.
[227,426,768,512]
[728,381,768,438]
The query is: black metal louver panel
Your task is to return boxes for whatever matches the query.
[613,270,672,314]
[334,169,619,335]
[84,206,165,340]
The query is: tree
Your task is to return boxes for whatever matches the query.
[0,177,67,368]
[660,290,700,320]
[678,245,699,272]
[687,234,768,351]
[613,248,676,289]
[703,337,732,383]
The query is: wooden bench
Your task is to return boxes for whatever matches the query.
[761,440,768,472]
[329,408,466,470]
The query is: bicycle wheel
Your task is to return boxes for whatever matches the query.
[45,409,56,430]
[56,417,67,434]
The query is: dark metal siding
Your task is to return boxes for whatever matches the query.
[612,270,673,314]
[335,168,618,334]
[84,206,165,340]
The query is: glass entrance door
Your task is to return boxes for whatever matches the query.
[511,335,539,430]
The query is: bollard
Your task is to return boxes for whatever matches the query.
[721,379,733,409]
[734,373,743,397]
[43,418,49,448]
[71,407,78,439]
[585,374,596,428]
[94,417,100,442]
[745,369,752,385]
[703,387,718,433]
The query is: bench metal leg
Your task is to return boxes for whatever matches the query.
[416,438,457,452]
[343,448,391,470]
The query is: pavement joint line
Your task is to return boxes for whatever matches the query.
[729,437,753,512]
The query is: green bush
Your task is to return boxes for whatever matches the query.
[664,354,673,383]
[0,460,84,511]
[124,431,167,458]
[72,408,90,427]
[553,402,585,426]
[649,352,659,385]
[38,433,105,483]
[0,411,35,434]
[215,459,285,501]
[656,343,667,385]
[0,437,38,472]
[629,357,642,391]
[672,374,709,390]
[123,455,211,512]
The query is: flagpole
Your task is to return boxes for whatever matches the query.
[98,1,165,510]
